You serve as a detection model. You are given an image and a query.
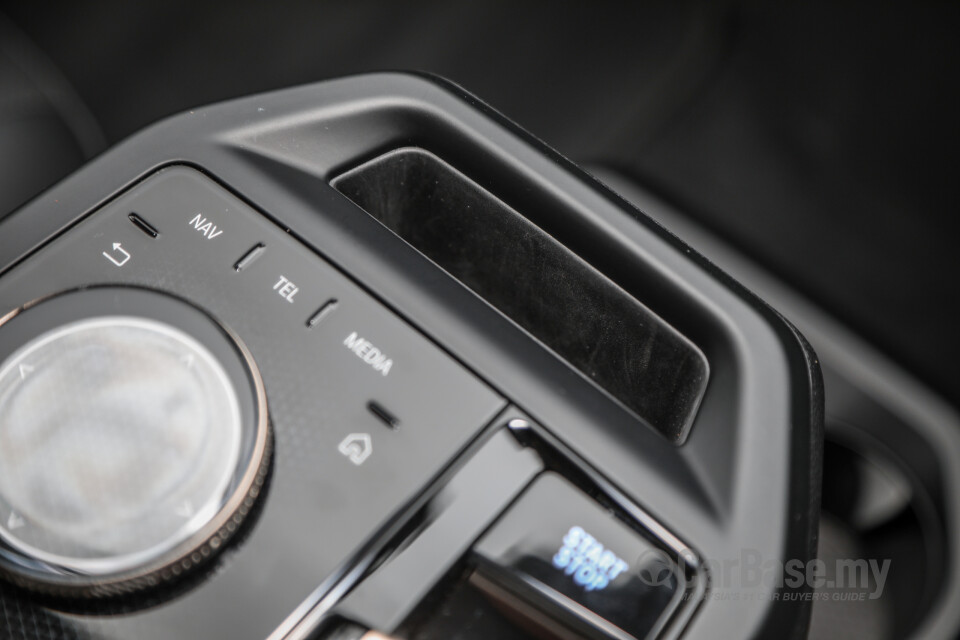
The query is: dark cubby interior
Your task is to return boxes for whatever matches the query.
[333,148,708,443]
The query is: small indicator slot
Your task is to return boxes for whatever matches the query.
[128,213,159,238]
[234,243,266,272]
[368,401,399,429]
[307,299,338,328]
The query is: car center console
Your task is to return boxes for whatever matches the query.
[0,74,822,639]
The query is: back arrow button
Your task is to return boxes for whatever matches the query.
[103,242,131,267]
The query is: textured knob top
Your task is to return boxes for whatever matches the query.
[0,288,270,598]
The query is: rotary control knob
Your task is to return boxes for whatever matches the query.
[0,287,270,597]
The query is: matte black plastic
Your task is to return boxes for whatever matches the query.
[0,73,822,640]
[594,167,960,639]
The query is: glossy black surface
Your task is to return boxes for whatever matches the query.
[473,473,681,640]
[0,74,821,639]
[0,166,505,639]
[331,428,544,634]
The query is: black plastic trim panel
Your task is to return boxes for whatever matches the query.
[0,73,822,639]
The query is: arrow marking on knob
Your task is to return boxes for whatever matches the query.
[175,501,194,519]
[7,512,24,531]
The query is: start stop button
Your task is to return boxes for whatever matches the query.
[472,473,685,639]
